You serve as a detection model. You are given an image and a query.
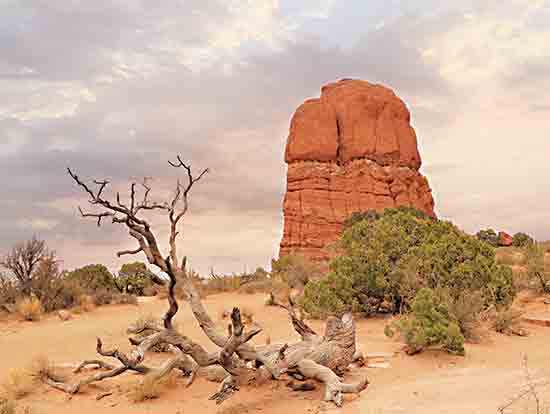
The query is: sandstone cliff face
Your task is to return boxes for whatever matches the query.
[280,79,435,262]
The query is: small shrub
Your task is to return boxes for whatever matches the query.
[1,369,34,400]
[476,228,499,247]
[129,372,179,403]
[271,255,322,290]
[441,289,484,341]
[525,243,550,293]
[386,288,465,356]
[116,262,155,295]
[130,376,161,402]
[241,307,254,324]
[77,294,95,312]
[15,297,42,322]
[0,398,16,414]
[66,264,118,291]
[512,232,534,248]
[492,308,524,334]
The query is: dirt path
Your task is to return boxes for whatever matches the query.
[2,293,550,413]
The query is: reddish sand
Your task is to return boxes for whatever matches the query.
[2,292,550,414]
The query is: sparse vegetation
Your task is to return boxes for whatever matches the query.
[15,297,42,322]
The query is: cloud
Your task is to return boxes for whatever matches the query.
[1,0,550,273]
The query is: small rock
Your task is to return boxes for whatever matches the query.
[57,310,72,321]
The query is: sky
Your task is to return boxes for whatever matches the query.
[1,0,549,275]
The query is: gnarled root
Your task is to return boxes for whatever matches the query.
[296,359,369,407]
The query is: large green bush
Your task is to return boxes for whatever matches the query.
[301,207,515,317]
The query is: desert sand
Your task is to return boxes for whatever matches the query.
[1,292,549,414]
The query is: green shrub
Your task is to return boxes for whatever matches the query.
[525,242,550,293]
[66,264,117,292]
[386,288,465,355]
[476,229,499,247]
[302,207,515,317]
[512,232,534,247]
[271,255,323,290]
[116,262,155,295]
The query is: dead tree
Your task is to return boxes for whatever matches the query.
[0,237,50,296]
[43,156,368,406]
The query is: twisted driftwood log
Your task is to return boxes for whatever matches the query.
[41,156,369,406]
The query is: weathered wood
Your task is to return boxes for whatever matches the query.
[47,156,369,407]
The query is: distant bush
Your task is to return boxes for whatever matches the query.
[525,242,550,293]
[385,288,465,355]
[512,232,534,247]
[15,297,42,322]
[271,255,322,290]
[476,229,499,247]
[492,308,524,334]
[302,207,515,319]
[66,264,117,292]
[116,262,155,296]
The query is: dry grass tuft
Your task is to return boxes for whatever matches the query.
[15,297,42,322]
[77,295,96,312]
[129,372,180,403]
[0,397,16,414]
[240,307,254,324]
[130,376,161,402]
[1,369,34,400]
[496,247,527,267]
[1,356,64,401]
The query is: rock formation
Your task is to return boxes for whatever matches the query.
[498,231,513,247]
[280,79,436,262]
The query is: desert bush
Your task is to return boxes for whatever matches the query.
[513,232,534,248]
[116,262,155,295]
[15,297,42,322]
[440,289,484,341]
[1,369,34,400]
[77,294,96,312]
[271,255,322,290]
[525,243,550,293]
[476,228,499,247]
[492,308,524,334]
[0,237,50,297]
[66,264,117,292]
[302,207,515,317]
[385,288,465,355]
[0,398,16,414]
[130,372,179,403]
[92,290,137,306]
[0,278,17,308]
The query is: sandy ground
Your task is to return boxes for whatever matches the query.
[2,292,550,414]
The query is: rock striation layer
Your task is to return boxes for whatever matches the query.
[280,79,436,262]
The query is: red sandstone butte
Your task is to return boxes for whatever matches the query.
[280,79,436,262]
[498,231,514,247]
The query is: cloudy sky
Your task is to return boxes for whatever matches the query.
[1,0,549,274]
